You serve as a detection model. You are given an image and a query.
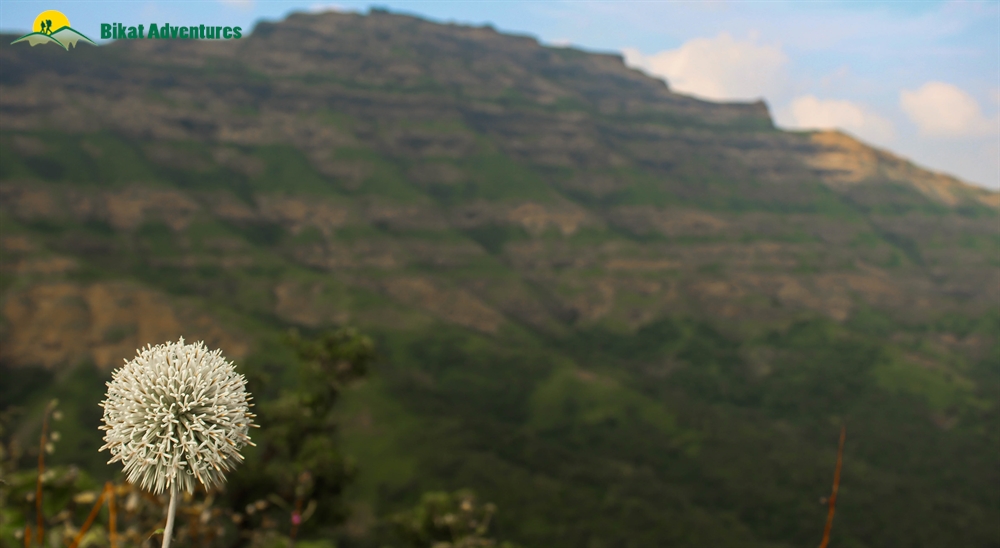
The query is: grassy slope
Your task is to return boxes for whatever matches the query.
[336,314,999,548]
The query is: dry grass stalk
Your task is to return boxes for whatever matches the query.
[108,481,118,548]
[69,485,107,548]
[819,425,846,548]
[290,496,304,544]
[33,401,56,546]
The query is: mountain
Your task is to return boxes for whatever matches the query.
[1,9,998,547]
[9,26,97,50]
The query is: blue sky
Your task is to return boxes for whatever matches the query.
[2,1,997,190]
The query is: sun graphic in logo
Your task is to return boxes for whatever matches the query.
[33,10,71,35]
[11,9,95,50]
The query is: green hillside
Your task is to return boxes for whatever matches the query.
[0,9,997,547]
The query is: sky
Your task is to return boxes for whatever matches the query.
[2,1,998,190]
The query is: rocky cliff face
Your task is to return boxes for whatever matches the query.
[1,10,997,363]
[1,9,995,369]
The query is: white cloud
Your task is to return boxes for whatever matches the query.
[622,32,787,102]
[900,82,995,137]
[781,95,896,144]
[308,3,347,13]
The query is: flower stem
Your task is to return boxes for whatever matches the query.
[162,487,178,548]
[819,425,846,548]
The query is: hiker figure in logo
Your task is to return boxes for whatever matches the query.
[43,20,53,34]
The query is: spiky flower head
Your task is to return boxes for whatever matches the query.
[99,338,255,495]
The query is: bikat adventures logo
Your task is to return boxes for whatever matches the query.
[10,10,96,49]
[10,9,245,49]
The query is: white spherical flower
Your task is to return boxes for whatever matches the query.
[99,338,256,495]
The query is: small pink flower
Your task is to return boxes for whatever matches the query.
[292,512,302,525]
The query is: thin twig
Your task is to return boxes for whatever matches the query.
[290,496,304,546]
[107,482,118,548]
[819,425,847,548]
[69,488,107,548]
[34,402,54,546]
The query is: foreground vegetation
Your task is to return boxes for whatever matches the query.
[3,309,997,547]
[0,329,518,548]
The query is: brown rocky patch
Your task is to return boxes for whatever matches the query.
[464,278,568,333]
[1,184,205,232]
[561,279,617,324]
[212,147,265,177]
[403,240,487,268]
[506,202,595,236]
[560,172,630,199]
[381,277,504,333]
[380,127,478,158]
[609,206,727,237]
[407,162,466,186]
[0,235,35,253]
[290,242,400,270]
[0,281,248,370]
[273,281,349,327]
[364,202,450,231]
[310,159,372,190]
[8,256,77,276]
[81,141,104,158]
[807,131,997,208]
[11,135,46,156]
[144,143,212,171]
[806,131,880,185]
[209,193,258,223]
[255,194,351,236]
[605,258,678,272]
[0,184,59,221]
[101,188,202,231]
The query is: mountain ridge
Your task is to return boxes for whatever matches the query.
[3,10,996,205]
[2,8,997,366]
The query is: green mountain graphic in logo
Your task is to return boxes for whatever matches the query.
[11,10,96,50]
